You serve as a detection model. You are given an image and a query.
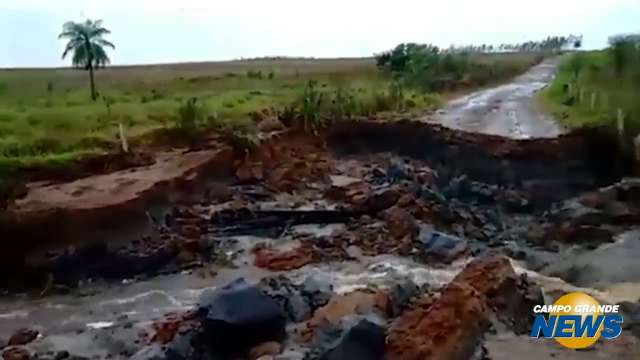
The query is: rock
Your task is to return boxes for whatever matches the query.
[414,168,436,185]
[299,291,388,343]
[329,175,363,189]
[443,175,470,199]
[325,176,370,206]
[548,199,606,226]
[198,279,286,356]
[417,227,470,264]
[386,255,539,360]
[300,277,334,311]
[386,282,485,360]
[8,329,38,346]
[381,207,418,240]
[388,280,420,317]
[2,347,30,360]
[150,311,199,345]
[500,189,531,211]
[259,276,333,323]
[133,323,201,360]
[365,187,400,212]
[254,245,314,271]
[396,193,416,208]
[248,342,282,360]
[387,159,411,182]
[319,320,385,360]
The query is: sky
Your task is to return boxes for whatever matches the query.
[1,0,639,68]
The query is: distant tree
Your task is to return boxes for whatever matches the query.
[570,35,583,49]
[608,35,639,77]
[59,19,115,100]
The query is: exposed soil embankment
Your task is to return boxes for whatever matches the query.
[0,147,233,278]
[328,120,630,205]
[0,121,626,292]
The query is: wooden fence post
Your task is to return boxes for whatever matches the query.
[119,123,129,153]
[578,88,585,103]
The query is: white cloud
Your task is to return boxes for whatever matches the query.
[1,0,639,67]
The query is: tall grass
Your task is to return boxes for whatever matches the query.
[541,42,640,133]
[0,55,536,170]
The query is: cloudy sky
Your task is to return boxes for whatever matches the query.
[1,0,639,68]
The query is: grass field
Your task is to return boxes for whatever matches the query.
[0,53,540,172]
[540,50,640,132]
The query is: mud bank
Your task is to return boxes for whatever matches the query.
[0,147,234,281]
[328,120,630,204]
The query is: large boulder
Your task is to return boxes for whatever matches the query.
[386,255,542,360]
[197,279,286,357]
[319,320,386,360]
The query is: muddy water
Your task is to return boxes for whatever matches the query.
[0,221,467,357]
[426,58,565,139]
[3,220,636,358]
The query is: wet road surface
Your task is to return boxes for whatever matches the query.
[425,58,565,139]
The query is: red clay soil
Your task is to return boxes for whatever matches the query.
[0,147,233,261]
[386,255,518,360]
[254,244,314,271]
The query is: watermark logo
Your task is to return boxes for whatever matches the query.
[530,292,624,349]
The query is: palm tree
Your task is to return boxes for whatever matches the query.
[59,19,115,100]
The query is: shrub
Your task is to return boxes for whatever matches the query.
[328,87,356,120]
[300,80,325,131]
[247,70,264,79]
[174,97,206,136]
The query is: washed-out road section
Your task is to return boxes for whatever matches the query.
[425,58,565,139]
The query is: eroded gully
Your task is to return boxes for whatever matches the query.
[0,60,639,360]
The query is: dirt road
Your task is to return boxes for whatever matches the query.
[426,58,565,139]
